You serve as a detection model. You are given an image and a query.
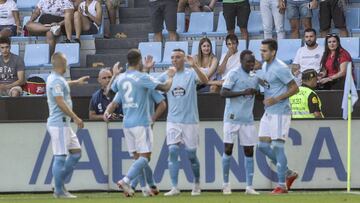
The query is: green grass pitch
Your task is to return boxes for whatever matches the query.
[1,191,360,203]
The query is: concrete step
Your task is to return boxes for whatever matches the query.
[96,49,129,55]
[95,38,146,50]
[110,23,152,35]
[119,7,150,20]
[86,53,127,68]
[134,0,148,8]
[70,67,103,83]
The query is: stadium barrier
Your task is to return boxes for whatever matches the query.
[0,120,359,192]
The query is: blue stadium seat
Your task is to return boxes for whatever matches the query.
[248,11,263,35]
[24,44,49,68]
[216,11,240,33]
[340,37,360,62]
[354,67,360,89]
[164,12,186,33]
[10,44,19,55]
[221,40,247,55]
[346,8,360,34]
[17,0,38,10]
[55,43,80,67]
[188,12,214,34]
[248,39,262,61]
[162,41,188,64]
[138,42,162,63]
[316,38,325,47]
[277,39,302,63]
[191,40,216,56]
[250,0,260,6]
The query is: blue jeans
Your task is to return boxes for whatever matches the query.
[260,0,285,39]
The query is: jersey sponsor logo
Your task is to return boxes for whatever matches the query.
[172,87,186,97]
[97,103,104,113]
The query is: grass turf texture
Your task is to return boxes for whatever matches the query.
[1,191,360,203]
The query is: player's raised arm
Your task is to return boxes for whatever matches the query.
[67,76,90,86]
[155,67,176,92]
[186,55,208,84]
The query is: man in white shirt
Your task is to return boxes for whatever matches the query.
[292,28,324,85]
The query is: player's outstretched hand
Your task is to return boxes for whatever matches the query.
[167,67,177,78]
[186,55,195,67]
[77,76,90,85]
[144,55,155,72]
[74,117,84,129]
[243,88,257,95]
[112,62,123,76]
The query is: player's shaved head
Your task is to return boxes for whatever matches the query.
[51,52,67,74]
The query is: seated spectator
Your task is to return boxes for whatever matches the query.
[0,0,21,37]
[286,0,317,39]
[0,36,25,97]
[222,0,250,41]
[211,34,241,92]
[319,0,348,37]
[26,0,75,54]
[290,69,324,118]
[292,28,324,85]
[178,0,217,12]
[89,66,122,120]
[193,37,218,92]
[74,0,102,43]
[150,0,177,42]
[260,0,285,39]
[71,0,82,9]
[318,33,352,90]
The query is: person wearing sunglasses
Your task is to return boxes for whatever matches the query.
[318,33,352,90]
[89,66,122,120]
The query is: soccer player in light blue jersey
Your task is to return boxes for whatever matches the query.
[220,50,260,195]
[257,39,299,194]
[46,52,89,198]
[157,49,209,196]
[104,49,175,197]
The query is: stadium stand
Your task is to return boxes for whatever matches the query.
[192,40,217,55]
[221,39,246,54]
[16,0,38,11]
[161,41,189,64]
[188,12,214,34]
[24,44,49,68]
[138,42,163,63]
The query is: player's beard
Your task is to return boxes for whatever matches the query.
[305,40,316,47]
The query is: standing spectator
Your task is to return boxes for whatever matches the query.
[0,0,21,37]
[100,0,122,38]
[89,67,122,120]
[260,0,286,39]
[319,33,352,90]
[193,37,218,92]
[26,0,75,54]
[319,0,348,37]
[292,28,323,85]
[178,0,218,12]
[222,0,251,41]
[286,0,317,38]
[290,69,324,118]
[74,0,102,43]
[149,0,177,42]
[0,36,25,97]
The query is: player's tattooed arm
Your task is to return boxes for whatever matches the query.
[105,62,123,98]
[68,76,90,86]
[263,80,299,106]
[220,87,257,98]
[55,96,84,128]
[156,67,176,92]
[103,101,119,122]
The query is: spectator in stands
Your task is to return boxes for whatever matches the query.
[0,36,25,97]
[26,0,75,54]
[178,0,217,12]
[222,0,251,41]
[74,0,102,43]
[212,34,241,92]
[89,66,122,120]
[193,37,218,92]
[0,0,21,37]
[100,0,123,38]
[286,0,317,39]
[290,69,324,118]
[319,0,348,37]
[292,28,323,85]
[71,0,82,9]
[150,0,177,42]
[319,33,352,90]
[260,0,286,39]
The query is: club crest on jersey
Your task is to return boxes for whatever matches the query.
[172,87,186,97]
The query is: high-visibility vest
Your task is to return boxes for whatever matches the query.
[290,86,322,118]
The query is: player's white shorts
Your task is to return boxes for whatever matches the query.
[223,123,257,146]
[123,126,153,156]
[166,122,199,149]
[47,126,81,155]
[258,113,291,140]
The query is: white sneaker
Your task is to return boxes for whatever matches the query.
[245,186,260,195]
[222,183,232,195]
[53,192,77,199]
[141,187,154,197]
[164,187,180,196]
[117,179,135,197]
[50,25,61,36]
[191,183,201,196]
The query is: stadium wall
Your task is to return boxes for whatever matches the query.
[0,120,359,192]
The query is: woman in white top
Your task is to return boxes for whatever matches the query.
[74,0,102,43]
[193,37,218,92]
[0,0,20,37]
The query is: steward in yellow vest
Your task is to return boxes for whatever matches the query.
[290,69,324,118]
